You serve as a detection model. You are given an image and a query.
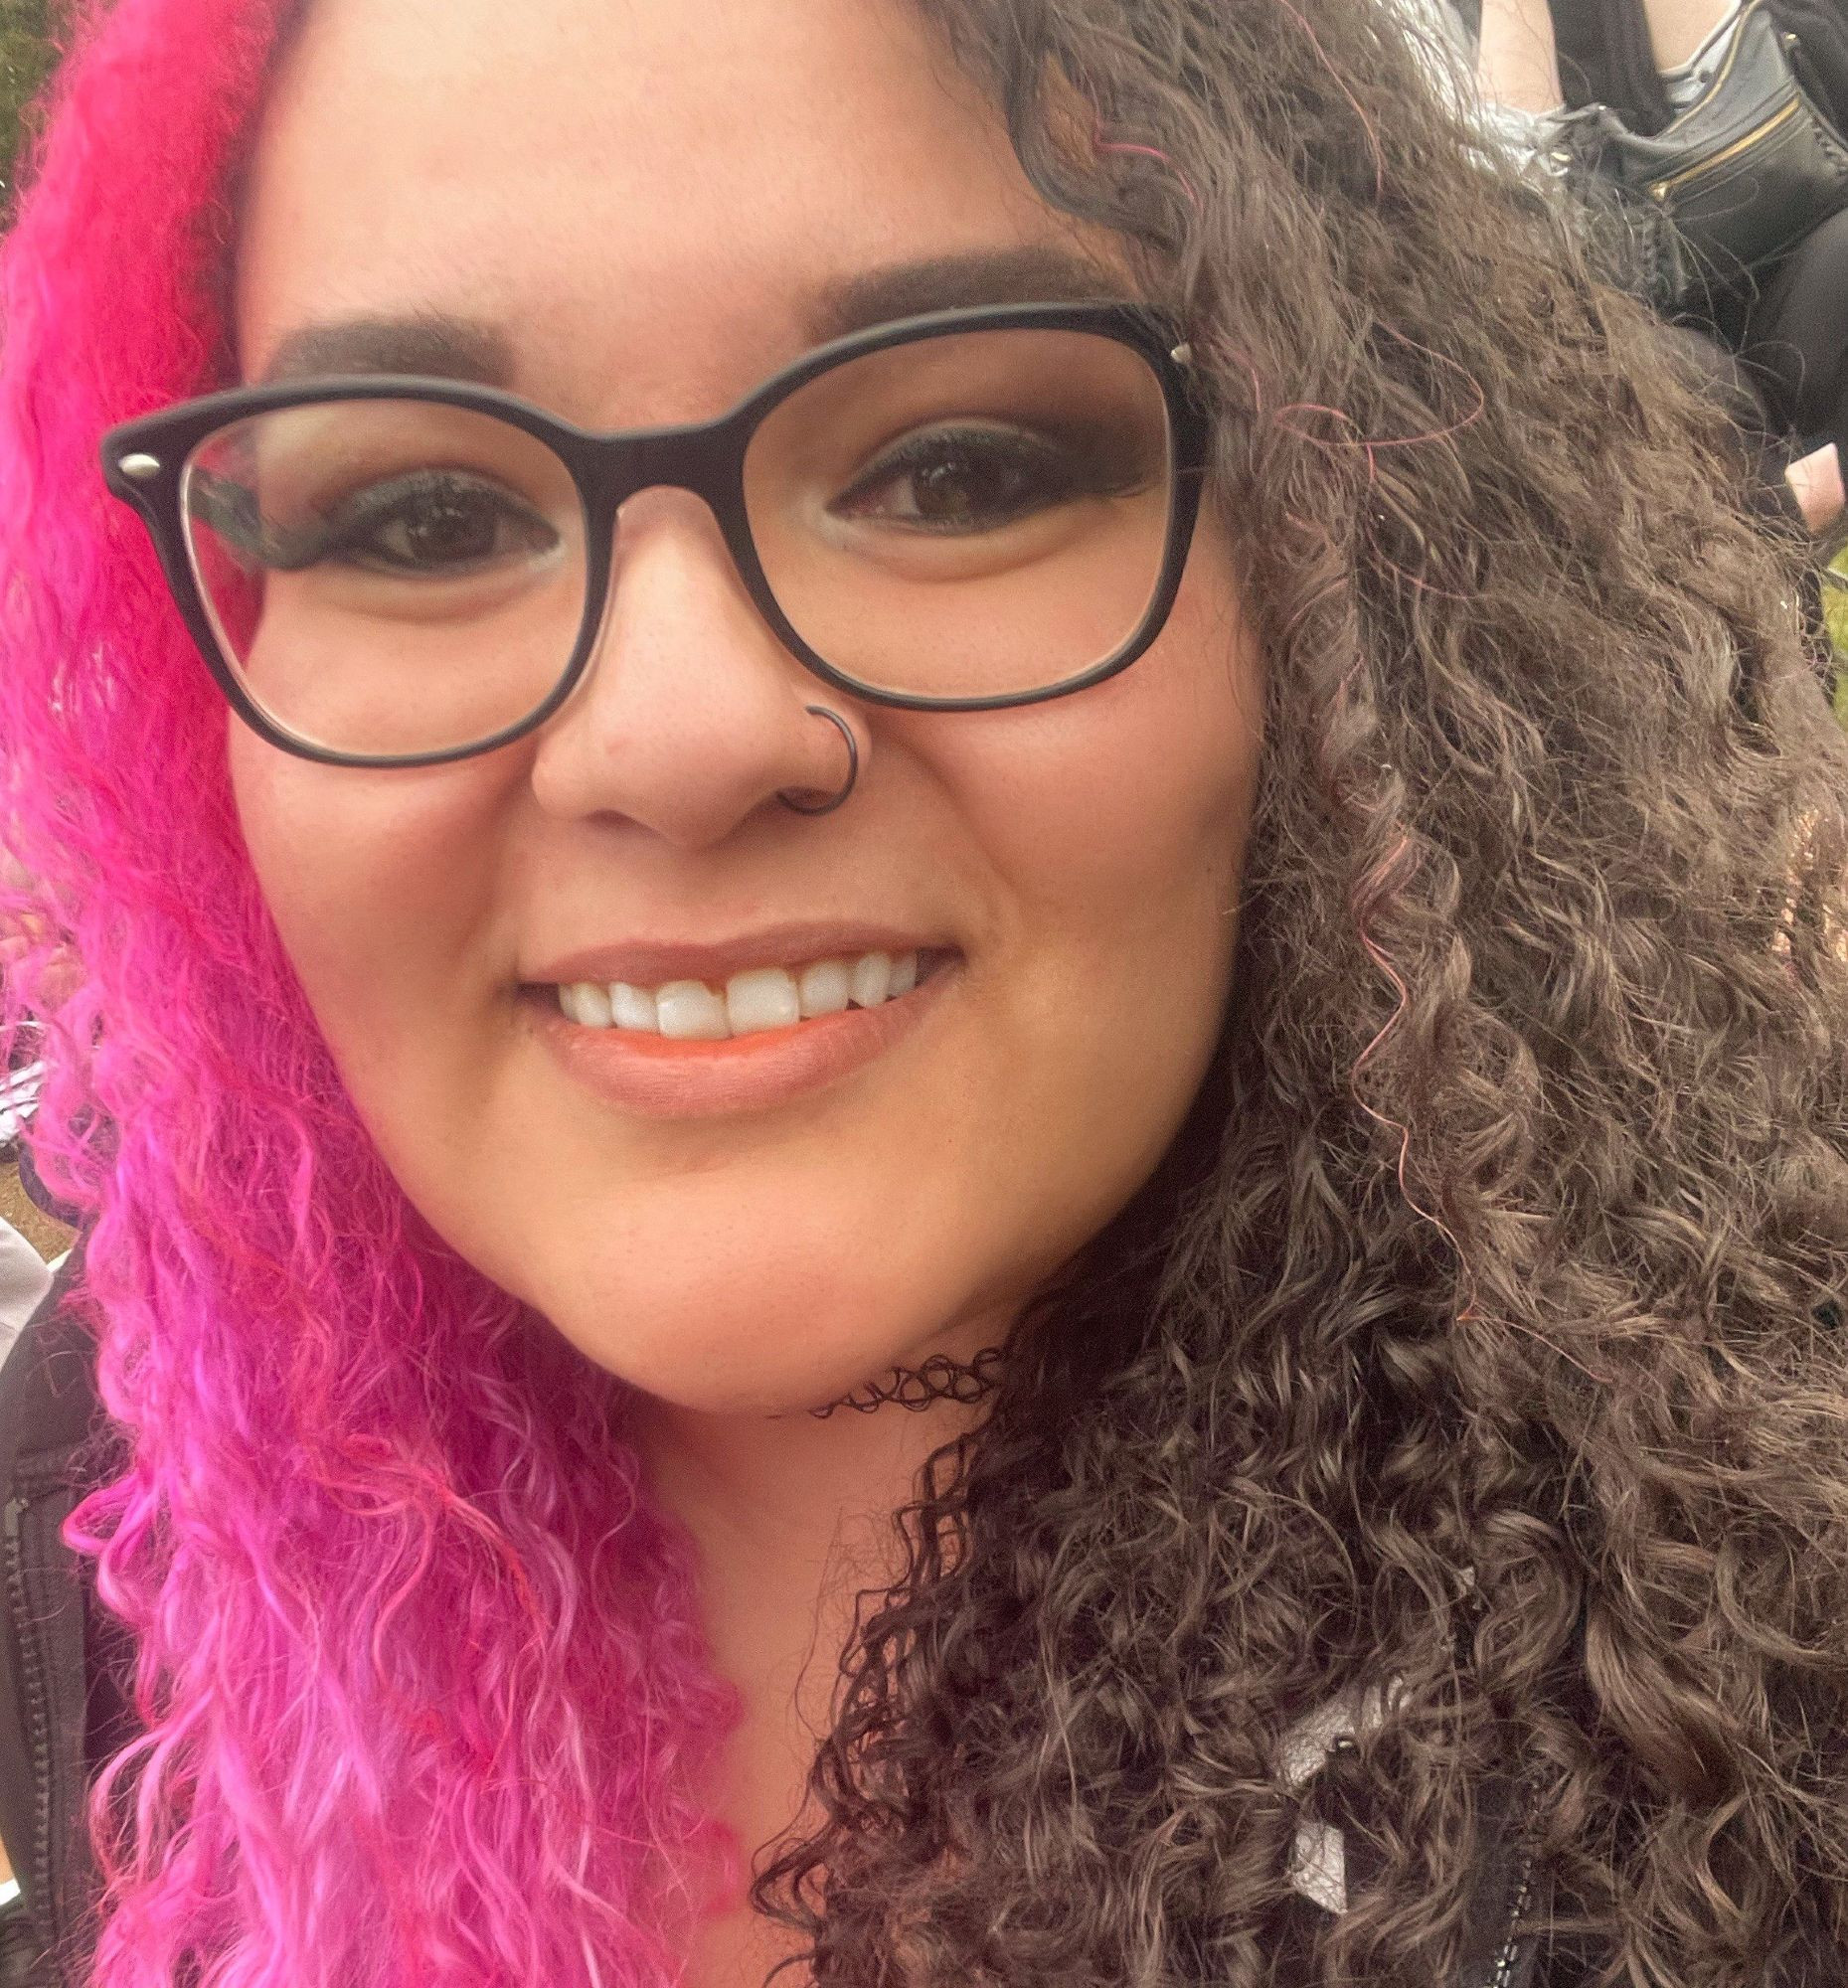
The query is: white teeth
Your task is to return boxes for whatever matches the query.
[726,966,801,1037]
[849,951,893,1008]
[610,982,657,1031]
[555,948,925,1036]
[653,980,732,1041]
[796,958,852,1018]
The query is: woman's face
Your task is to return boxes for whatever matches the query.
[230,0,1264,1415]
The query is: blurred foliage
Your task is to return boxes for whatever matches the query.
[0,0,55,212]
[1827,560,1848,725]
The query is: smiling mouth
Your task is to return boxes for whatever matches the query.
[529,946,960,1042]
[523,946,962,1117]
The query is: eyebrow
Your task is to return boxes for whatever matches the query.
[255,314,517,388]
[803,244,1136,341]
[252,244,1136,390]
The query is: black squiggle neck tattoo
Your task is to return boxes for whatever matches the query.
[808,1345,1008,1418]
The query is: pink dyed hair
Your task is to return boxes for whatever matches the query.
[0,4,740,1982]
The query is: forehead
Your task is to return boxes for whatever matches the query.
[236,0,1118,417]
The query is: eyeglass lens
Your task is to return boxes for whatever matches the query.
[179,327,1178,759]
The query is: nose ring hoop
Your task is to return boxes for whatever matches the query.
[777,705,860,815]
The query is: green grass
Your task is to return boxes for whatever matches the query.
[1827,556,1848,725]
[0,0,55,211]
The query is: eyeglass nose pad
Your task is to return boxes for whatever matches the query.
[544,490,657,723]
[544,491,795,731]
[557,533,623,719]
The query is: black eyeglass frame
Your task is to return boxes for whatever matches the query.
[99,299,1211,770]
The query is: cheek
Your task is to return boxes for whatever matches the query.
[887,546,1260,1267]
[227,722,512,1101]
[945,541,1261,1017]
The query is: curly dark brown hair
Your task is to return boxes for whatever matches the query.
[739,3,1848,1984]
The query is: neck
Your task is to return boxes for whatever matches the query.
[625,1324,1009,1859]
[628,1330,1006,1624]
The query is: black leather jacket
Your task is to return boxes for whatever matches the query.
[0,1250,1545,1987]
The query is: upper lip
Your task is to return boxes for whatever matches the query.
[527,920,957,990]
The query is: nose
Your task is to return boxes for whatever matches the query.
[525,487,864,846]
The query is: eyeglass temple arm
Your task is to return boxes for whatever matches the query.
[186,468,326,573]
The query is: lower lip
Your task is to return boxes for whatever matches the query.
[526,957,961,1119]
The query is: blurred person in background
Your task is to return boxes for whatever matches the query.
[1432,0,1848,538]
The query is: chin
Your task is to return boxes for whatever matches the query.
[596,1345,904,1421]
[444,1184,985,1411]
[634,1370,855,1419]
[533,1276,952,1418]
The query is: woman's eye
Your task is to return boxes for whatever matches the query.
[831,426,1109,533]
[315,473,560,576]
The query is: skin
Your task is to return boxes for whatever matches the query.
[1474,0,1738,113]
[232,0,1264,1972]
[1474,0,1567,115]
